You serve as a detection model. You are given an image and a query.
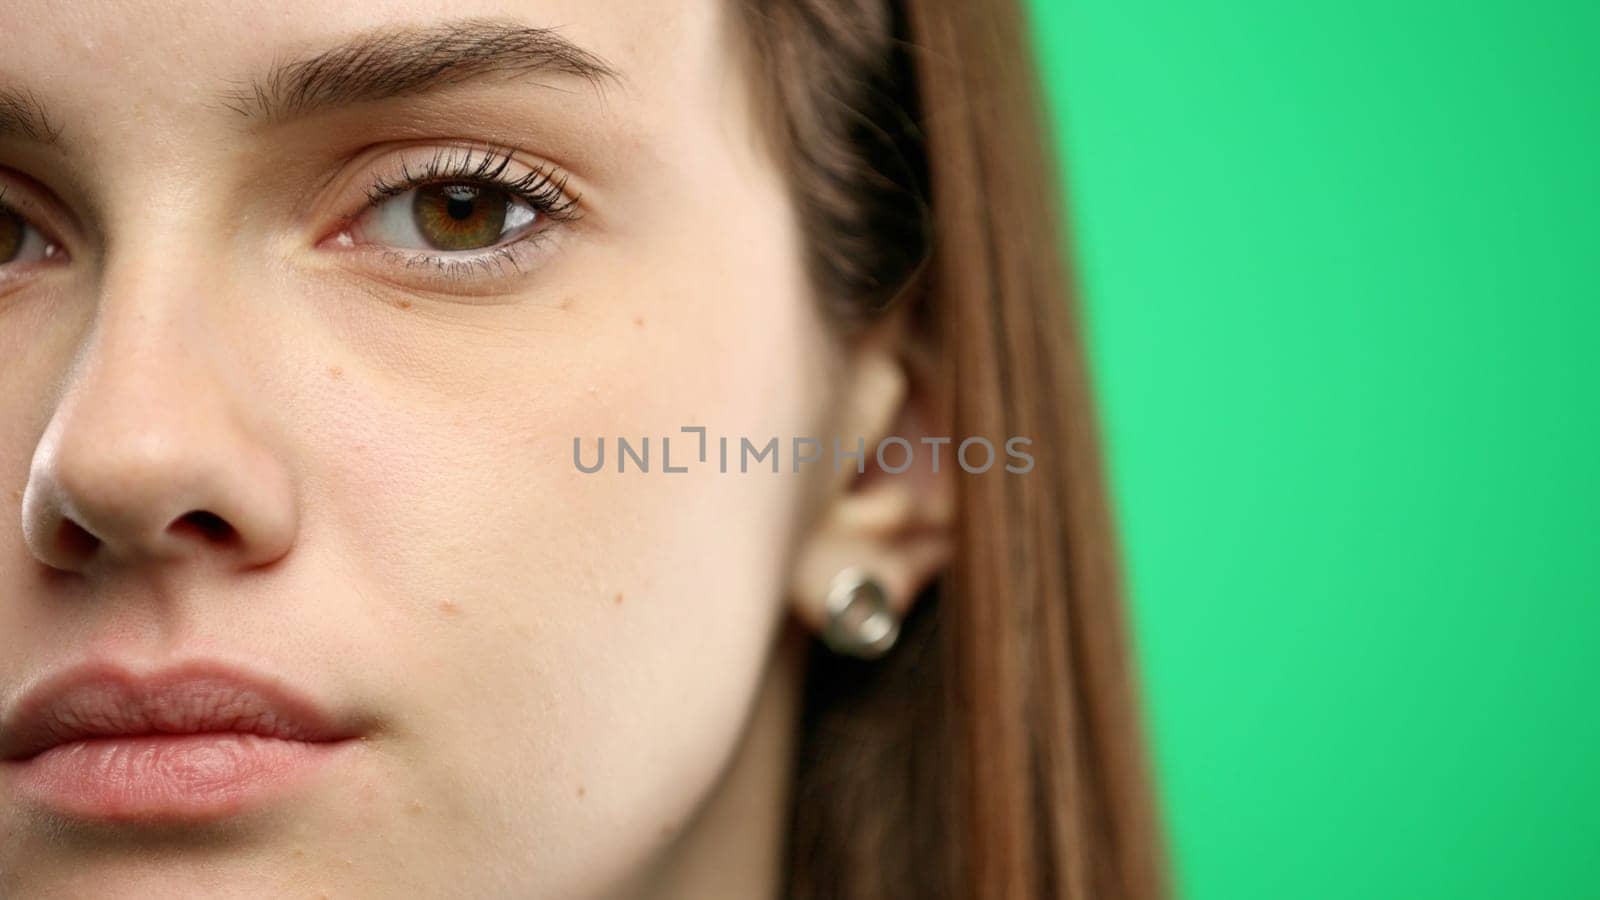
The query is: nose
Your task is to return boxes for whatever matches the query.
[20,273,298,575]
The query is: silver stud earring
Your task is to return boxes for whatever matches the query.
[820,567,900,660]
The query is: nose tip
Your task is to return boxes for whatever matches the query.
[21,420,298,575]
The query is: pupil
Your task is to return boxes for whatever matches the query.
[443,186,479,221]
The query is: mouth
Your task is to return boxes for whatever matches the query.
[0,661,366,823]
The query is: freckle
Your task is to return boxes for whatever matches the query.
[558,296,574,310]
[439,599,460,616]
[633,316,645,327]
[577,786,586,798]
[327,365,343,379]
[613,592,624,606]
[408,800,426,815]
[397,299,413,310]
[514,623,533,639]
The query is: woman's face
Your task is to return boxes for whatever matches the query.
[0,0,846,895]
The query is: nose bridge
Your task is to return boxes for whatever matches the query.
[21,246,299,573]
[47,260,223,518]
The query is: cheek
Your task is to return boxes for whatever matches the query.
[274,180,830,889]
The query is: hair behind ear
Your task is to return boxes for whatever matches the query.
[738,1,1168,898]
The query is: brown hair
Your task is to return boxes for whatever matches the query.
[735,1,1166,897]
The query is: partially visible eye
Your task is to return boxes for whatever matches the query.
[354,182,541,253]
[0,204,61,266]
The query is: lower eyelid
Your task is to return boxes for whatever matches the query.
[338,232,560,295]
[375,224,552,265]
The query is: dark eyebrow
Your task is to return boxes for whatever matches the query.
[223,19,621,122]
[0,87,60,145]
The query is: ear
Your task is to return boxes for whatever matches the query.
[788,307,954,645]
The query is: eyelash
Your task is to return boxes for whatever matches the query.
[362,145,580,221]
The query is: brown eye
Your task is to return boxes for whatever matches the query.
[0,209,21,263]
[413,184,509,251]
[356,181,540,254]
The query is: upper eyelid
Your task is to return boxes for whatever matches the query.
[0,172,74,246]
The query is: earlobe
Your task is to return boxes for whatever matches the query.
[788,320,954,657]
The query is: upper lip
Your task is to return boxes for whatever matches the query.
[0,661,358,762]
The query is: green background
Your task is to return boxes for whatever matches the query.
[1026,1,1599,898]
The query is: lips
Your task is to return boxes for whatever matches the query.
[0,661,363,822]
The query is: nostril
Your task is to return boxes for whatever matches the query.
[168,510,238,545]
[56,519,100,557]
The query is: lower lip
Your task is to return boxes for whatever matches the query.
[4,733,351,822]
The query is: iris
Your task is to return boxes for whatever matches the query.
[412,184,509,251]
[0,209,21,263]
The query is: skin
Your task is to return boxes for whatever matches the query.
[0,1,952,897]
